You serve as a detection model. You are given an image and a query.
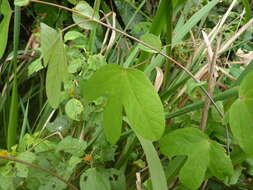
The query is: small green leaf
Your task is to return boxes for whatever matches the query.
[160,128,233,190]
[56,136,87,157]
[64,30,85,42]
[67,59,83,73]
[40,23,69,108]
[81,64,165,144]
[0,0,12,59]
[65,98,84,121]
[139,33,162,53]
[14,0,30,6]
[28,58,44,76]
[229,71,253,157]
[72,1,99,30]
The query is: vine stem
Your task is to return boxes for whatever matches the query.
[0,156,79,190]
[30,0,223,118]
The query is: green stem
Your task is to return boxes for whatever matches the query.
[88,0,101,53]
[166,87,238,119]
[7,6,20,150]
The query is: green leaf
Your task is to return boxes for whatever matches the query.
[139,33,162,53]
[40,23,69,108]
[56,136,87,157]
[0,175,14,190]
[229,71,253,157]
[0,0,12,59]
[14,0,30,6]
[28,58,44,76]
[64,30,85,42]
[65,98,84,121]
[68,59,83,73]
[81,64,165,144]
[166,156,187,185]
[80,168,111,190]
[63,156,82,179]
[160,128,233,190]
[40,23,59,67]
[16,152,36,178]
[72,1,99,30]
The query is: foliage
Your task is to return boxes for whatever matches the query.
[0,0,253,189]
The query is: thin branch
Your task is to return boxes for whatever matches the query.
[0,156,79,190]
[30,0,223,117]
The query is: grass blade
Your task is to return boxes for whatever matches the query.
[138,135,167,190]
[7,6,21,150]
[172,0,219,44]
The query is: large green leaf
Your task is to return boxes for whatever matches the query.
[81,64,165,144]
[0,0,12,58]
[40,23,68,108]
[160,128,233,190]
[230,71,253,157]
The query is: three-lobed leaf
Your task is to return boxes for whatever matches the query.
[160,128,233,190]
[81,64,165,144]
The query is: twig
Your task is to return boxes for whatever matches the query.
[0,156,78,190]
[136,172,143,190]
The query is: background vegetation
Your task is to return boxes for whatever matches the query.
[0,0,253,189]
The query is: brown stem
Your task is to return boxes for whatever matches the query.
[200,39,221,131]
